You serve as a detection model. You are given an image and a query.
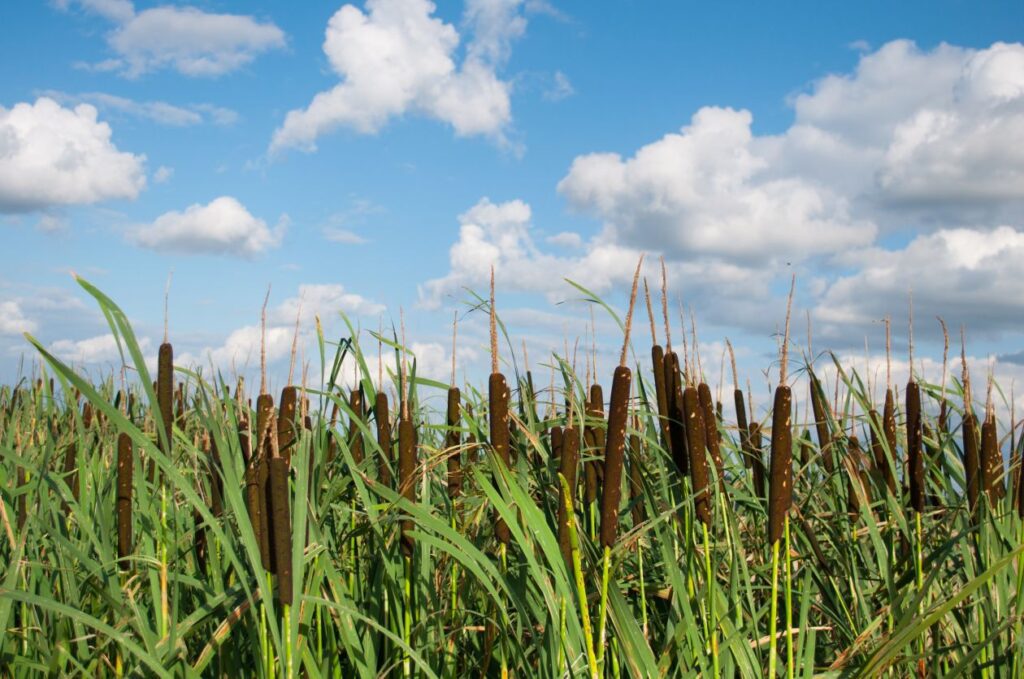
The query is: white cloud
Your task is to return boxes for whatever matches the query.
[0,300,36,335]
[153,166,173,183]
[0,97,146,213]
[50,332,152,364]
[558,106,877,264]
[40,91,240,127]
[545,231,582,249]
[270,0,522,154]
[815,225,1024,335]
[419,197,656,309]
[36,213,69,233]
[272,284,386,324]
[784,40,1024,219]
[131,196,285,257]
[59,1,286,77]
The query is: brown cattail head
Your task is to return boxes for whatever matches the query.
[446,386,462,499]
[157,342,174,459]
[697,382,725,491]
[735,386,752,468]
[683,385,711,525]
[551,425,564,461]
[277,385,298,465]
[599,365,632,548]
[664,351,689,476]
[375,391,392,486]
[906,379,925,512]
[882,389,898,494]
[398,416,416,557]
[981,410,1003,503]
[254,393,274,571]
[268,457,292,605]
[768,385,793,544]
[489,372,511,544]
[557,425,580,568]
[116,432,133,569]
[652,344,671,453]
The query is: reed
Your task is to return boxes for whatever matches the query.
[116,431,133,569]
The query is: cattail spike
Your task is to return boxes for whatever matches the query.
[644,277,657,346]
[660,257,671,351]
[490,266,498,375]
[260,285,271,397]
[620,255,644,368]
[779,274,796,385]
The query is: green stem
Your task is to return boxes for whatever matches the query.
[597,545,612,668]
[785,516,794,679]
[703,521,719,679]
[769,539,780,678]
[560,473,599,679]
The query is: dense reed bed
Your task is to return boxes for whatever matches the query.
[1,275,1023,677]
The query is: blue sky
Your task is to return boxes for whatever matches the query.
[2,0,1023,410]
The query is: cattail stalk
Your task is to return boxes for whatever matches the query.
[116,432,133,569]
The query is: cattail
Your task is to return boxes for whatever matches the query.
[490,372,511,543]
[845,436,872,516]
[961,330,980,515]
[208,434,223,517]
[62,442,79,514]
[116,432,133,568]
[684,385,711,525]
[277,386,298,466]
[348,386,365,466]
[880,392,898,495]
[375,391,392,486]
[446,386,462,499]
[398,416,416,558]
[767,385,793,544]
[729,340,751,470]
[157,342,174,462]
[906,379,924,513]
[267,455,292,604]
[557,424,581,569]
[697,383,725,491]
[550,425,564,462]
[584,384,605,508]
[598,256,642,548]
[254,393,274,571]
[981,408,1003,502]
[664,352,689,475]
[768,275,795,545]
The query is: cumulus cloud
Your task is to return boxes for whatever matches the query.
[815,225,1024,336]
[558,106,877,264]
[0,97,146,213]
[50,332,151,365]
[0,300,36,335]
[270,0,523,153]
[58,1,286,77]
[785,40,1024,220]
[131,196,285,257]
[272,284,385,324]
[153,166,173,184]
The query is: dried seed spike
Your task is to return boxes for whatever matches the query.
[986,360,995,421]
[522,339,530,375]
[490,266,498,375]
[938,317,949,405]
[690,307,702,384]
[644,277,657,346]
[164,270,173,344]
[779,274,796,385]
[451,310,458,388]
[717,344,726,407]
[287,293,303,387]
[961,326,971,407]
[806,310,813,363]
[590,306,597,382]
[884,315,892,391]
[908,289,914,374]
[620,255,644,367]
[660,256,671,351]
[726,339,739,395]
[378,317,384,390]
[679,302,690,385]
[260,285,271,397]
[568,337,579,429]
